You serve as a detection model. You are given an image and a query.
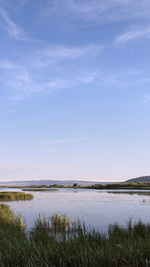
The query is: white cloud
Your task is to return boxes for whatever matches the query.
[35,44,103,64]
[0,7,26,40]
[99,69,150,87]
[115,26,150,44]
[19,0,28,6]
[42,0,150,23]
[47,137,89,144]
[0,44,101,101]
[6,69,99,101]
[0,60,18,69]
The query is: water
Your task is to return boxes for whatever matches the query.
[1,188,150,233]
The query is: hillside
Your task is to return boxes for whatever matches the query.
[125,176,150,183]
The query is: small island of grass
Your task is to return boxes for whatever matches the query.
[0,191,33,201]
[22,188,58,192]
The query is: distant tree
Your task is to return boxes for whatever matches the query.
[73,183,78,188]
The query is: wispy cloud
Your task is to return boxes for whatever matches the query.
[99,69,150,87]
[0,7,26,40]
[0,60,18,69]
[115,26,150,44]
[41,0,150,23]
[0,44,101,101]
[6,69,99,101]
[47,137,90,144]
[19,0,28,6]
[37,44,103,62]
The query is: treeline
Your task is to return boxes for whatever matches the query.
[91,182,150,190]
[1,182,150,190]
[0,184,68,188]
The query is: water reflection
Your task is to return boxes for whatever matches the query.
[99,191,150,196]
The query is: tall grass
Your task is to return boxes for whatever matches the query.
[1,204,150,266]
[0,191,33,201]
[0,203,26,228]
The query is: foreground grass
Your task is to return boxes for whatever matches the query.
[0,191,33,201]
[0,204,150,266]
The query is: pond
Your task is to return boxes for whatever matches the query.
[1,188,150,232]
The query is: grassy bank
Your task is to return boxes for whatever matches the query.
[0,191,33,201]
[0,204,150,266]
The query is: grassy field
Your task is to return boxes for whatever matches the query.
[0,203,150,266]
[0,191,33,201]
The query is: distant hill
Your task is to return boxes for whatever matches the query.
[125,176,150,183]
[0,179,108,186]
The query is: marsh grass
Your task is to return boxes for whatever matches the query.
[1,204,150,266]
[0,191,33,201]
[51,213,70,229]
[0,203,26,228]
[22,188,58,192]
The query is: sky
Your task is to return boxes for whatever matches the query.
[0,0,150,182]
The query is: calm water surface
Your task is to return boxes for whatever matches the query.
[1,188,150,232]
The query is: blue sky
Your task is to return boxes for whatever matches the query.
[0,0,150,182]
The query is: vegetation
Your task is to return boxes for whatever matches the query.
[0,184,66,188]
[22,188,58,192]
[0,204,26,229]
[2,181,150,190]
[0,191,33,201]
[1,204,150,266]
[91,182,150,190]
[51,213,70,230]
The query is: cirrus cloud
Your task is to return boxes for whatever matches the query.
[41,0,150,23]
[115,26,150,44]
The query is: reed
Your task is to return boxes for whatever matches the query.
[0,191,33,201]
[22,188,58,191]
[1,204,150,266]
[0,203,26,228]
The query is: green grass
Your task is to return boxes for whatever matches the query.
[0,203,26,228]
[1,204,150,266]
[22,188,58,191]
[0,191,33,201]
